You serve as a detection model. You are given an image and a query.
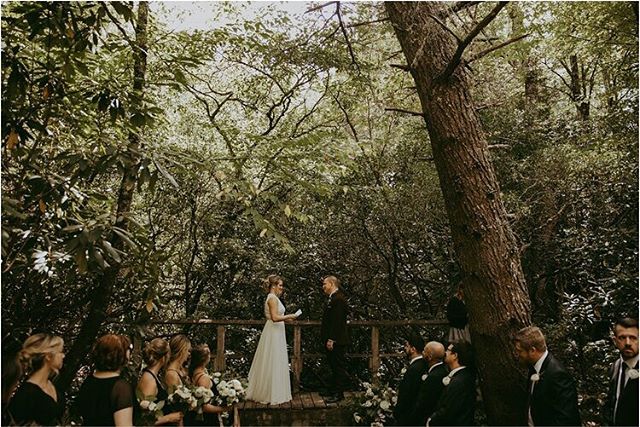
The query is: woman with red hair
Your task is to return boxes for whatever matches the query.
[77,334,135,426]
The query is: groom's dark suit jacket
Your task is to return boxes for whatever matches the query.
[320,289,349,345]
[429,367,475,426]
[410,362,448,425]
[603,358,639,426]
[527,352,581,426]
[393,357,427,426]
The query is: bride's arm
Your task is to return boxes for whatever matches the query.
[268,297,296,322]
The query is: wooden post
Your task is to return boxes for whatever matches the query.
[370,326,380,384]
[214,325,226,371]
[292,325,302,392]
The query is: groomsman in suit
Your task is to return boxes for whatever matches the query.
[603,317,638,426]
[428,341,476,426]
[320,275,350,403]
[393,334,427,426]
[410,341,448,425]
[514,326,581,426]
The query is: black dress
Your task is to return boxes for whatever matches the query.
[77,375,134,426]
[186,372,218,427]
[138,369,171,426]
[8,381,64,425]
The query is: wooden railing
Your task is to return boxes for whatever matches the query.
[146,318,448,390]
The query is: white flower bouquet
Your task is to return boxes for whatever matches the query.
[215,378,247,406]
[167,384,199,413]
[135,391,165,426]
[192,386,215,421]
[352,381,396,426]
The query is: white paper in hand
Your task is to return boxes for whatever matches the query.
[294,309,302,317]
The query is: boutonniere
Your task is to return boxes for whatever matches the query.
[530,373,540,382]
[628,369,639,380]
[421,373,428,381]
[442,373,453,386]
[401,367,407,376]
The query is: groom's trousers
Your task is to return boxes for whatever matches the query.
[326,344,349,396]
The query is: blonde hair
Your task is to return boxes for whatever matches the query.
[169,334,191,364]
[263,274,283,292]
[143,338,170,367]
[19,333,64,373]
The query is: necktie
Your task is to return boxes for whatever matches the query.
[614,362,628,423]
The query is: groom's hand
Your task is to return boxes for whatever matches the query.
[326,339,334,351]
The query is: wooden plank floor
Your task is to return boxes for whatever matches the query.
[239,391,357,410]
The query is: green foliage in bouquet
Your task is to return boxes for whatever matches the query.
[350,381,397,427]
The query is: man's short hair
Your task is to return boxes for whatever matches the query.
[323,275,340,288]
[450,341,473,367]
[405,333,424,352]
[513,326,547,352]
[614,317,639,332]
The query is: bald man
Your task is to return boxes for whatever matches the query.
[410,341,449,425]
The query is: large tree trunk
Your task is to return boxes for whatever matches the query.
[57,2,149,392]
[385,3,532,424]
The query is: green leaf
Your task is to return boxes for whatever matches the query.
[153,160,180,190]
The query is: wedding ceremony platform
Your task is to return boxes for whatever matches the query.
[140,318,449,390]
[111,318,448,425]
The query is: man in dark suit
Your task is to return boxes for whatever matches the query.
[410,341,448,425]
[428,341,476,426]
[514,326,581,426]
[320,275,349,403]
[603,317,638,426]
[393,334,428,426]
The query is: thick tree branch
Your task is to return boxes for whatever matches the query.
[467,33,529,63]
[437,1,509,82]
[451,1,482,14]
[348,17,390,28]
[385,108,425,117]
[390,63,412,72]
[429,14,462,43]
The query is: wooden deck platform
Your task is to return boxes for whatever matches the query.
[239,391,357,410]
[237,392,358,426]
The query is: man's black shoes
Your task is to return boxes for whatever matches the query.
[324,394,344,403]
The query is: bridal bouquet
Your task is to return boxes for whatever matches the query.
[352,381,397,427]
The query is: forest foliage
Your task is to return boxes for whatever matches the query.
[1,2,637,424]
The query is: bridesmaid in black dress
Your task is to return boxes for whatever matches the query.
[164,334,192,425]
[9,333,66,426]
[188,345,235,426]
[76,334,135,426]
[137,338,183,425]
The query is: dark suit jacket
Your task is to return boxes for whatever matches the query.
[429,366,475,426]
[394,357,428,426]
[320,289,349,345]
[410,362,448,426]
[527,352,581,426]
[603,358,639,426]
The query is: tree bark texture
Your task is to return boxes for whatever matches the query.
[385,2,532,424]
[57,2,149,393]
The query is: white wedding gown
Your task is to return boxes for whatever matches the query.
[246,293,292,405]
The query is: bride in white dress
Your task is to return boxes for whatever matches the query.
[246,275,298,405]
